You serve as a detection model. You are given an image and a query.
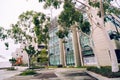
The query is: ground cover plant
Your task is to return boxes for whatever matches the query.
[20,69,37,76]
[87,66,120,78]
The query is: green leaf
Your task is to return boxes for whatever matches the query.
[56,30,65,39]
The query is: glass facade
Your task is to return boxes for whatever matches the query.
[64,32,75,66]
[79,34,94,57]
[48,27,60,66]
[79,33,95,64]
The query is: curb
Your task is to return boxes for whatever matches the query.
[86,71,120,80]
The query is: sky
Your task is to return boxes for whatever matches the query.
[0,0,119,62]
[0,0,62,62]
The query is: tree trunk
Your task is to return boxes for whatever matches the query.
[28,55,30,68]
[100,0,119,72]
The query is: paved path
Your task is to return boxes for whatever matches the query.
[54,68,97,80]
[4,68,97,80]
[0,70,21,80]
[0,66,28,80]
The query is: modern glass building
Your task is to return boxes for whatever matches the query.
[48,7,120,67]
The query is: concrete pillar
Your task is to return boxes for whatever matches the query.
[59,39,66,66]
[71,25,81,67]
[77,32,84,66]
[58,25,66,66]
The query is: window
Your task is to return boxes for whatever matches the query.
[115,49,120,63]
[80,34,94,57]
[38,45,45,49]
[108,31,119,40]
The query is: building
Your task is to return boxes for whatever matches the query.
[12,37,47,65]
[11,37,38,65]
[48,6,120,67]
[11,44,29,65]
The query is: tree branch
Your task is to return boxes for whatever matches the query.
[76,0,90,9]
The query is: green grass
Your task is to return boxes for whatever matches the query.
[75,66,87,68]
[87,66,120,78]
[20,70,37,76]
[48,66,58,68]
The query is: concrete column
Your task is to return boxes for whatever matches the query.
[71,25,81,67]
[59,39,66,66]
[77,32,84,66]
[58,25,66,66]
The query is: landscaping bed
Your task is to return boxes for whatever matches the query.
[19,69,37,76]
[87,66,120,78]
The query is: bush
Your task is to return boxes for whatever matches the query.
[29,65,45,69]
[7,67,16,71]
[67,66,75,68]
[87,66,120,78]
[75,66,87,68]
[57,64,63,68]
[20,70,37,76]
[48,66,58,68]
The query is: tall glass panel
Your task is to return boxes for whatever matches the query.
[64,32,75,66]
[80,34,94,56]
[48,27,60,66]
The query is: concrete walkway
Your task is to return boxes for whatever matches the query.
[54,68,97,80]
[0,66,28,80]
[4,68,97,80]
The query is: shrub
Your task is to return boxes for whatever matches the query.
[87,66,120,78]
[7,67,16,71]
[29,66,45,69]
[57,64,63,68]
[75,66,87,68]
[48,66,58,68]
[20,70,37,76]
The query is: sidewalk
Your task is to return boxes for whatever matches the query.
[4,68,98,80]
[0,66,28,80]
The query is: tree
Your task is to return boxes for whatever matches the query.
[33,12,50,47]
[87,0,119,72]
[39,0,61,9]
[38,0,120,72]
[0,27,10,50]
[9,58,16,66]
[56,0,91,38]
[9,11,50,48]
[6,11,50,67]
[38,0,91,38]
[38,49,48,65]
[100,0,119,72]
[0,27,7,40]
[24,45,36,68]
